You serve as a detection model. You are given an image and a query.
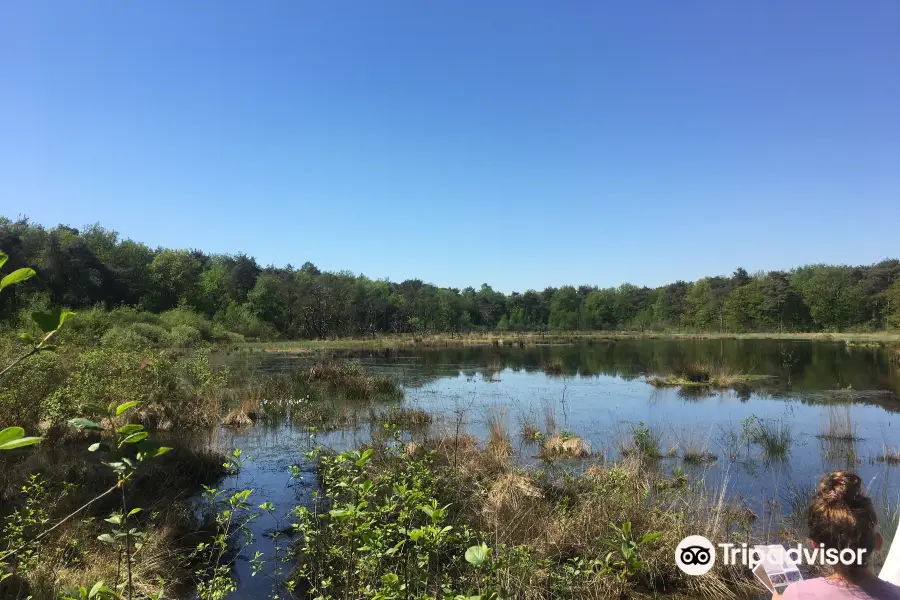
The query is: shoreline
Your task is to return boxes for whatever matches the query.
[242,330,900,352]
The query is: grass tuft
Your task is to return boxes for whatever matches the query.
[817,405,858,441]
[541,432,591,458]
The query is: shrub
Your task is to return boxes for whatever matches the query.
[99,326,152,350]
[214,303,270,339]
[61,305,114,345]
[159,308,213,339]
[211,324,245,344]
[46,347,224,429]
[0,349,68,429]
[169,324,203,348]
[129,322,172,346]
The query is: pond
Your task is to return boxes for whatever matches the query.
[214,339,900,598]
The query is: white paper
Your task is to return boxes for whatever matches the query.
[753,545,802,595]
[879,523,900,585]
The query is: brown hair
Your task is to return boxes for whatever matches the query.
[808,471,877,570]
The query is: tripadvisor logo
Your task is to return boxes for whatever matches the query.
[675,535,868,575]
[675,535,716,575]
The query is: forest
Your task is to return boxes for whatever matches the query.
[2,217,900,340]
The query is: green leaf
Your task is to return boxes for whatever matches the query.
[0,427,24,446]
[0,251,7,269]
[18,332,33,343]
[115,401,140,416]
[465,543,491,567]
[105,515,123,525]
[88,442,110,453]
[354,448,373,467]
[0,268,36,290]
[640,531,661,544]
[97,534,116,545]
[122,432,148,444]
[69,418,103,431]
[0,436,43,450]
[117,424,144,436]
[127,508,142,517]
[31,308,75,333]
[153,446,172,457]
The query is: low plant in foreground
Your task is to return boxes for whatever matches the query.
[292,429,757,600]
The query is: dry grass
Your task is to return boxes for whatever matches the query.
[308,361,401,400]
[520,422,542,443]
[383,406,432,429]
[541,400,557,438]
[486,405,513,464]
[0,440,226,600]
[647,363,770,391]
[817,405,858,441]
[413,436,757,599]
[248,330,900,353]
[541,434,591,458]
[878,445,900,465]
[221,408,254,427]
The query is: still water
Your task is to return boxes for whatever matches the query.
[215,339,900,597]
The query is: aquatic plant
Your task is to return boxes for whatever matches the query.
[817,405,858,441]
[621,422,661,459]
[742,415,793,459]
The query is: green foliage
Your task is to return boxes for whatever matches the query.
[100,326,152,350]
[629,422,661,458]
[169,324,203,347]
[293,446,491,599]
[46,347,225,429]
[0,427,42,450]
[0,349,67,428]
[1,219,899,336]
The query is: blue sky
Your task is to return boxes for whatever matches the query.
[2,1,898,292]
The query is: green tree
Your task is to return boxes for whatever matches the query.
[147,250,202,311]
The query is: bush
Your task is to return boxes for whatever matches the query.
[159,307,213,339]
[129,322,173,345]
[100,326,152,350]
[46,347,225,429]
[0,349,68,429]
[169,324,203,348]
[61,305,114,345]
[211,324,246,344]
[214,302,271,339]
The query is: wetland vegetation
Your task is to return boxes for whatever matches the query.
[3,226,900,599]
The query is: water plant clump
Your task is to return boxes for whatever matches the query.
[742,415,793,459]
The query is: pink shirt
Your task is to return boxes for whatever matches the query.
[782,577,900,599]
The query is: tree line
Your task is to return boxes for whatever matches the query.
[2,218,899,339]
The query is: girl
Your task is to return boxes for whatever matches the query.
[777,471,900,599]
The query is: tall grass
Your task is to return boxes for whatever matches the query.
[817,405,858,441]
[745,417,793,459]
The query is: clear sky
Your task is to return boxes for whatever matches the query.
[2,1,898,293]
